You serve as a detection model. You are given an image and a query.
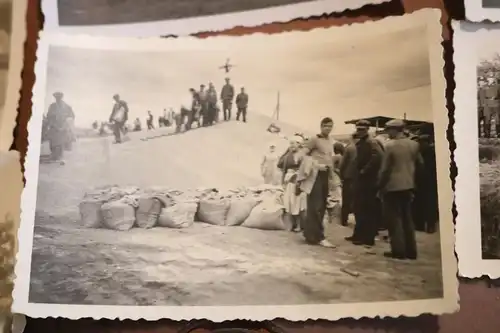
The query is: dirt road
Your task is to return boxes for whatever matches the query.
[30,121,443,305]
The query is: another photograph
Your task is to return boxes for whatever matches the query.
[0,151,22,318]
[13,9,457,321]
[483,0,500,9]
[465,0,500,21]
[42,0,389,36]
[0,0,27,149]
[454,21,500,278]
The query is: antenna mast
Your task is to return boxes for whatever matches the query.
[276,91,280,121]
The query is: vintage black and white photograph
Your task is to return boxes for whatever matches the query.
[454,21,500,278]
[0,0,27,149]
[465,0,500,21]
[0,151,22,324]
[42,0,389,37]
[13,9,456,321]
[483,0,500,9]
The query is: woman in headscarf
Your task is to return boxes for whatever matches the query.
[278,135,307,232]
[261,143,281,185]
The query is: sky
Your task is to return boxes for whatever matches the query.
[44,19,433,135]
[479,37,500,63]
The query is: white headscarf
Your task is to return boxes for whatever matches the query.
[290,135,304,145]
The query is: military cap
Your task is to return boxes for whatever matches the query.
[385,119,405,129]
[355,119,371,129]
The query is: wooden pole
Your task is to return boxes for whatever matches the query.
[276,91,280,121]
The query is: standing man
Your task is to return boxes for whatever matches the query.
[190,87,202,128]
[146,110,155,130]
[413,134,438,234]
[109,94,129,144]
[235,87,249,123]
[378,119,423,260]
[46,91,75,162]
[296,117,336,248]
[207,82,218,125]
[221,77,235,121]
[199,84,208,126]
[338,133,358,226]
[348,119,383,246]
[484,77,500,138]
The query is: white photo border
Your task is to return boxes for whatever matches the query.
[13,9,458,321]
[453,20,500,278]
[42,0,390,37]
[464,0,500,23]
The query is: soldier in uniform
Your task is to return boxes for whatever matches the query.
[378,119,423,259]
[199,84,208,126]
[220,78,235,121]
[207,82,218,125]
[484,77,500,138]
[346,119,383,247]
[235,87,249,123]
[109,94,129,144]
[45,92,75,162]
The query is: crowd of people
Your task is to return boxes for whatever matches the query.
[477,76,500,138]
[261,117,439,260]
[125,78,250,135]
[42,89,439,261]
[42,78,251,160]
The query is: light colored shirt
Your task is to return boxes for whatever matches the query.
[304,134,334,168]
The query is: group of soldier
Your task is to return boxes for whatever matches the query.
[266,117,438,260]
[478,76,500,138]
[178,78,249,131]
[130,78,251,134]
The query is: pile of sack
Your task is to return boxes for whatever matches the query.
[78,184,286,232]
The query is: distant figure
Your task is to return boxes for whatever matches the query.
[199,84,208,126]
[109,94,129,144]
[261,144,281,185]
[46,91,75,162]
[278,136,307,232]
[326,142,345,224]
[189,87,202,128]
[147,110,154,130]
[348,119,383,247]
[207,82,218,125]
[133,117,142,132]
[378,119,423,260]
[339,134,358,226]
[235,87,249,123]
[221,78,235,121]
[413,134,438,234]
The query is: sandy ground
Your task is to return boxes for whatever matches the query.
[57,0,315,26]
[30,121,443,305]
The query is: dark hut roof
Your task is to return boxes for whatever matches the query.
[344,116,433,128]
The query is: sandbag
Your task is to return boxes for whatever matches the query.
[241,201,285,231]
[135,197,163,229]
[101,199,136,231]
[197,198,230,226]
[157,202,198,229]
[226,197,259,226]
[79,199,104,228]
